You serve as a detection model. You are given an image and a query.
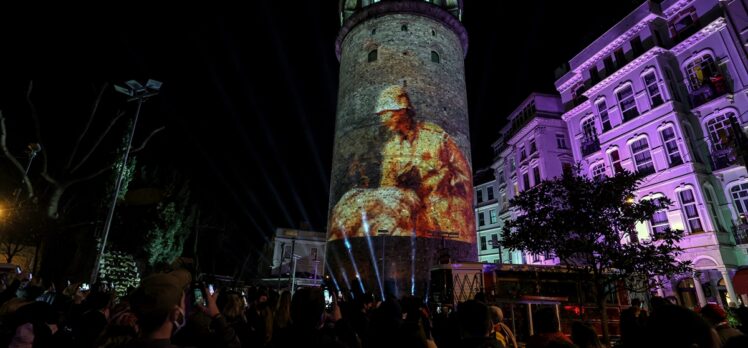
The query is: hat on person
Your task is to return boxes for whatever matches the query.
[488,305,503,325]
[129,269,192,317]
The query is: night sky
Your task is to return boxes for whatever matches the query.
[0,1,646,273]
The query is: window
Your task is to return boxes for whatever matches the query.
[533,166,541,186]
[643,71,663,107]
[649,197,670,235]
[371,28,376,35]
[513,181,519,196]
[487,187,494,200]
[523,172,530,190]
[477,189,483,203]
[731,183,748,223]
[480,236,487,250]
[631,36,644,56]
[491,234,499,249]
[283,245,292,260]
[609,149,623,175]
[556,134,567,149]
[617,85,639,121]
[604,56,615,73]
[679,188,703,233]
[489,210,498,224]
[431,51,440,63]
[670,8,697,37]
[401,24,408,31]
[704,187,722,232]
[520,146,527,161]
[707,112,739,150]
[685,54,717,90]
[478,212,485,226]
[431,29,436,36]
[596,99,611,132]
[562,162,573,175]
[510,158,516,172]
[614,48,627,68]
[592,163,606,181]
[660,126,683,166]
[630,138,655,175]
[368,49,378,62]
[582,118,598,142]
[529,140,537,154]
[589,66,601,84]
[311,247,318,261]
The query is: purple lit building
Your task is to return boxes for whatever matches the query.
[485,0,748,307]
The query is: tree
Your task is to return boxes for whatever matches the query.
[501,167,691,345]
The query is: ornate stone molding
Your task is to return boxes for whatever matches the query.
[583,47,669,97]
[663,0,696,18]
[670,17,727,55]
[561,100,592,121]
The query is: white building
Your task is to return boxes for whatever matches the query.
[269,228,326,286]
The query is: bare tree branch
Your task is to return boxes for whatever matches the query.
[70,110,125,174]
[26,81,49,176]
[0,112,34,199]
[130,126,165,154]
[66,82,109,171]
[69,165,112,186]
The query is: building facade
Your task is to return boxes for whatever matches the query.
[552,0,748,307]
[473,168,504,263]
[271,228,326,284]
[484,0,748,307]
[485,93,572,266]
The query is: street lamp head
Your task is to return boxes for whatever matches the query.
[27,143,42,155]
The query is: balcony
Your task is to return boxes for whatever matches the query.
[711,146,740,170]
[733,223,748,245]
[688,75,729,108]
[580,138,600,157]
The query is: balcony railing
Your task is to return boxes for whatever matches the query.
[711,146,739,170]
[688,75,729,108]
[580,138,600,157]
[733,223,748,245]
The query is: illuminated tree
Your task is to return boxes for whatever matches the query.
[501,167,691,345]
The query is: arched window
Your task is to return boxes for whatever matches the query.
[642,70,663,107]
[616,84,639,121]
[581,117,597,142]
[731,182,748,223]
[659,125,683,166]
[630,137,655,176]
[401,24,408,31]
[432,29,436,36]
[595,98,611,132]
[685,54,717,90]
[706,112,739,150]
[591,163,606,181]
[646,194,670,236]
[371,28,376,35]
[608,149,623,175]
[678,188,703,233]
[368,49,378,62]
[431,51,440,63]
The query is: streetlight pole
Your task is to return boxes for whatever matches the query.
[91,80,161,284]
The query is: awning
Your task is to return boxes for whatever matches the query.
[733,269,748,295]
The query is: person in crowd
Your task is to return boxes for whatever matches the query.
[457,299,503,348]
[570,321,601,348]
[643,302,719,348]
[525,307,573,348]
[269,287,350,348]
[77,290,112,347]
[124,269,240,348]
[620,298,647,347]
[272,290,291,338]
[489,305,516,348]
[699,304,743,346]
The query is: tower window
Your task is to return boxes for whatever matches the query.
[368,49,377,62]
[401,24,408,31]
[371,28,376,35]
[431,51,440,63]
[431,29,436,36]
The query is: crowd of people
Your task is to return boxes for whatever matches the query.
[0,269,747,348]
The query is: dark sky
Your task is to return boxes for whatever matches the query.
[0,1,646,271]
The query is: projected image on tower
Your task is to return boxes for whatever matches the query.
[329,85,475,244]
